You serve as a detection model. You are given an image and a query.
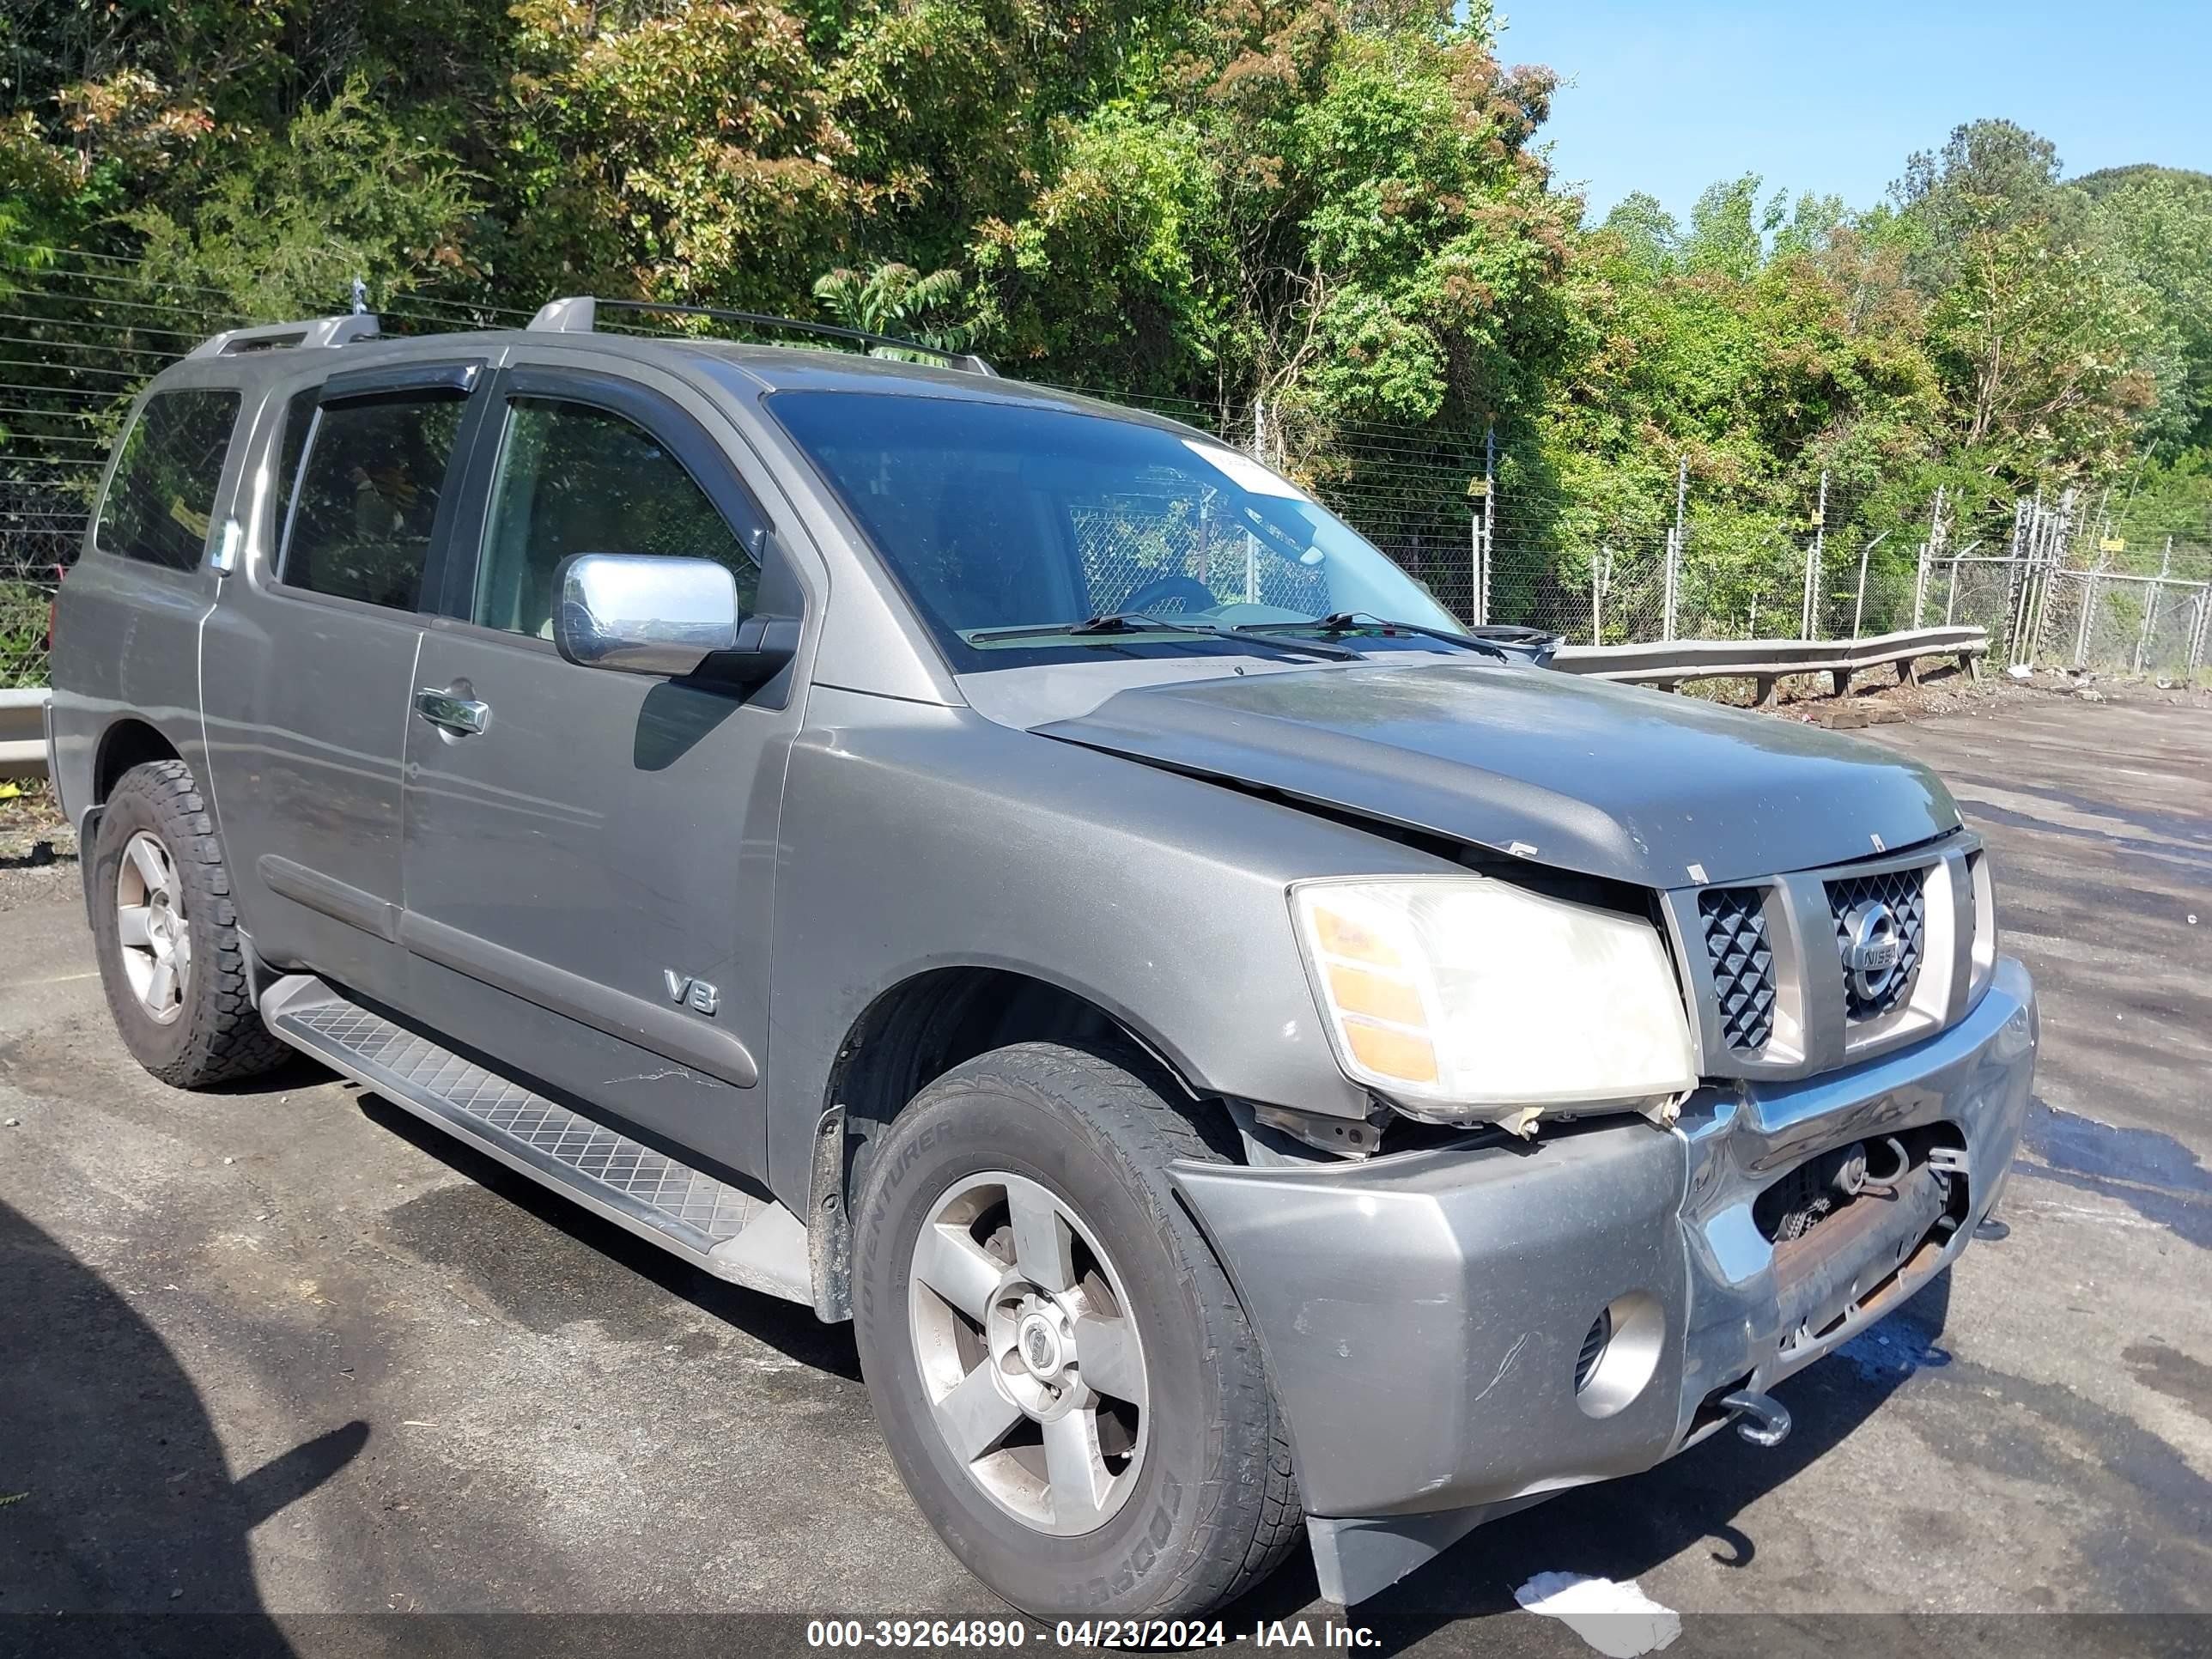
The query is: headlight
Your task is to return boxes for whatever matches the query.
[1968,849,1997,995]
[1291,876,1696,1127]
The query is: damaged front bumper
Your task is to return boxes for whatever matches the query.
[1169,955,2038,1606]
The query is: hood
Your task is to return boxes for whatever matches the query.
[1032,659,1960,889]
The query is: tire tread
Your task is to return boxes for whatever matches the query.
[96,759,288,1088]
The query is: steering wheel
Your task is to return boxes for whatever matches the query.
[1119,574,1219,616]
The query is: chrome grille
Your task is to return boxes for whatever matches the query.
[1697,887,1778,1053]
[1667,837,1977,1082]
[1826,868,1927,1022]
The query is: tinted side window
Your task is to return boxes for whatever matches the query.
[270,386,319,551]
[96,388,242,570]
[281,393,465,611]
[474,398,760,639]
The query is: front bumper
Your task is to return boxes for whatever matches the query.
[1170,955,2037,1601]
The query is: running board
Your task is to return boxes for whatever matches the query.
[260,975,811,1304]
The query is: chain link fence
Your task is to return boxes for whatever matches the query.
[2038,568,2212,677]
[6,241,2210,689]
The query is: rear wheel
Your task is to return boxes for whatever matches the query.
[88,759,287,1088]
[852,1042,1301,1618]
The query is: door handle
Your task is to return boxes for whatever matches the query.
[415,685,491,738]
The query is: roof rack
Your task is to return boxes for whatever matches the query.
[526,295,997,377]
[188,313,383,359]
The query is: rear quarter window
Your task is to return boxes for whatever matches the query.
[95,387,243,571]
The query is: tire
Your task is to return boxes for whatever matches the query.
[88,759,288,1089]
[852,1041,1302,1619]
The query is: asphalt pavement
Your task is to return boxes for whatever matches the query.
[1,691,2206,1656]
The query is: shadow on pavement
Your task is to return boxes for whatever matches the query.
[353,1086,864,1381]
[0,1197,365,1658]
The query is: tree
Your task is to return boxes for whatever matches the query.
[2087,167,2212,449]
[498,0,874,309]
[126,82,476,319]
[1896,119,2166,483]
[1600,192,1677,273]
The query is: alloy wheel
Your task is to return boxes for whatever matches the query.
[907,1170,1149,1535]
[115,830,191,1024]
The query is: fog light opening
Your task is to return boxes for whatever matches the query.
[1574,1291,1664,1419]
[1574,1307,1613,1394]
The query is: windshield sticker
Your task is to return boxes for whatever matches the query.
[1182,440,1311,501]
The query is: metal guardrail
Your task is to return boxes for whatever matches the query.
[1,686,49,781]
[1551,626,1990,703]
[0,626,1994,783]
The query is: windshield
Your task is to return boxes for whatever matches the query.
[768,390,1462,670]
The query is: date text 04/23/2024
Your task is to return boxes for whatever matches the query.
[804,1619,1383,1649]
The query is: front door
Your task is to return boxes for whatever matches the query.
[397,360,804,1180]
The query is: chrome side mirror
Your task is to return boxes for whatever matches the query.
[553,553,739,678]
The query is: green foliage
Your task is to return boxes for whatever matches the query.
[1895,120,2166,480]
[2088,168,2212,448]
[1,582,48,689]
[3,7,2207,626]
[814,262,978,349]
[499,0,872,308]
[968,105,1224,394]
[127,82,477,319]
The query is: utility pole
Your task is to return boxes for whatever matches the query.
[1852,531,1890,639]
[1913,485,1945,629]
[1468,507,1481,629]
[1801,470,1828,640]
[2005,487,2040,662]
[1470,422,1495,628]
[1663,455,1686,640]
[1480,423,1497,626]
[2136,535,2173,674]
[2032,487,2076,665]
[1593,546,1608,645]
[2074,548,2103,667]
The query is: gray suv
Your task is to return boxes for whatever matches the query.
[48,301,2038,1618]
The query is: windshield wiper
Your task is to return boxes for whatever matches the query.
[1237,611,1510,660]
[969,611,1360,660]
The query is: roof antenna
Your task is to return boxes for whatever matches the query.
[350,275,369,316]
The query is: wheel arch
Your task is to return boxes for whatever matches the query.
[91,717,184,806]
[75,720,189,925]
[806,964,1235,1321]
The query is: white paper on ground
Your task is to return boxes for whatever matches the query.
[1512,1571,1682,1657]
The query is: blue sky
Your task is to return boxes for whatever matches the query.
[1495,1,2212,226]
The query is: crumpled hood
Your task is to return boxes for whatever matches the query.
[1032,659,1960,888]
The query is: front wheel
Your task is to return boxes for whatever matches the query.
[852,1042,1301,1618]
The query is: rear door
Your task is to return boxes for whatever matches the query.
[199,359,492,1000]
[396,356,808,1180]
